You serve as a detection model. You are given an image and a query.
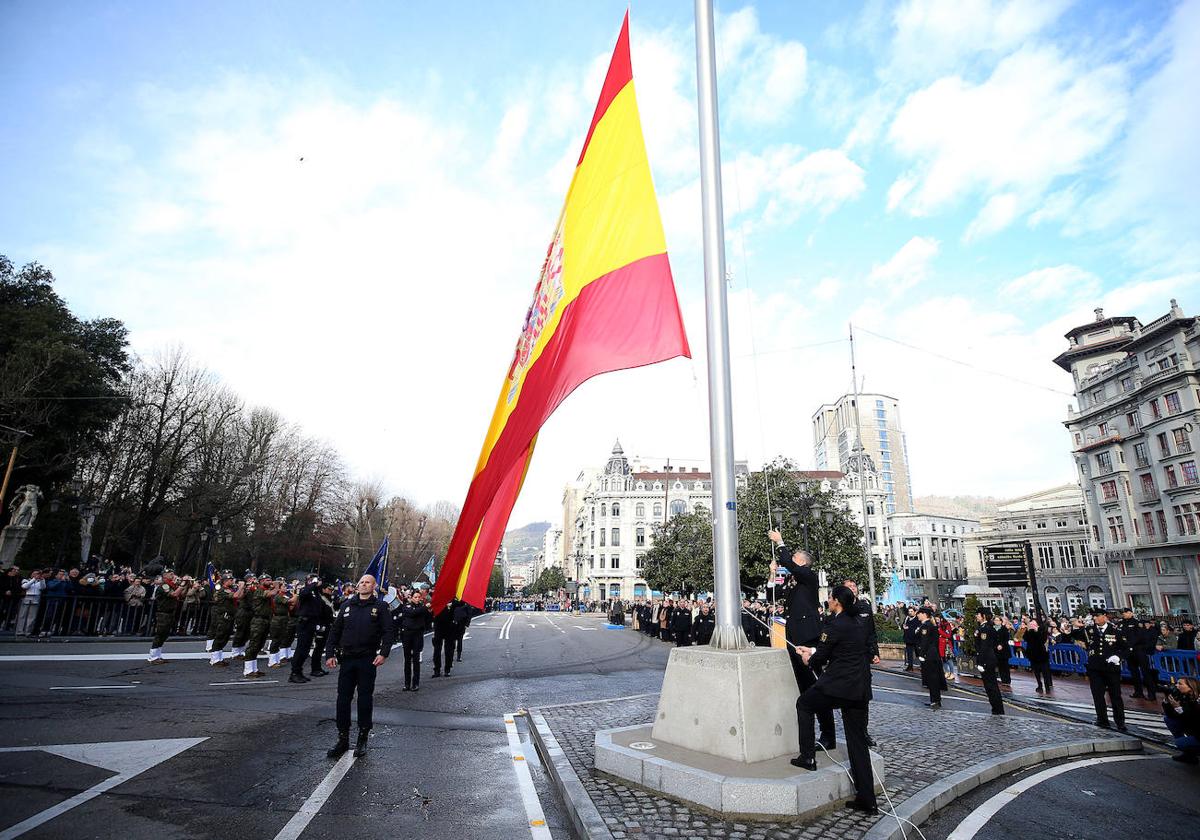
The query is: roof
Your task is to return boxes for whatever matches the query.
[633,471,711,482]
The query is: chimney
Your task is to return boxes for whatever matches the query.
[1094,307,1105,322]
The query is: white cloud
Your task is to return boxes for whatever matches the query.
[887,0,1074,82]
[812,277,842,302]
[887,46,1128,225]
[963,192,1020,241]
[1001,265,1101,302]
[719,8,809,126]
[867,236,939,295]
[728,147,866,225]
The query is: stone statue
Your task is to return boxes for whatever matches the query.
[8,485,42,528]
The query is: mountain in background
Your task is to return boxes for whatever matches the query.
[503,521,551,565]
[912,495,1000,521]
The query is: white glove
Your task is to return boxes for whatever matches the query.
[918,657,925,663]
[1106,655,1120,665]
[977,665,985,673]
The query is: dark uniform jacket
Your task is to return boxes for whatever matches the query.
[807,611,871,701]
[397,603,433,634]
[916,619,941,661]
[903,616,921,644]
[854,598,879,661]
[1023,627,1049,661]
[670,608,693,639]
[295,582,326,619]
[1071,622,1128,671]
[692,611,715,645]
[975,624,1002,667]
[776,545,822,645]
[993,624,1012,661]
[325,595,396,660]
[434,600,460,636]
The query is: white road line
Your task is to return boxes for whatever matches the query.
[875,686,988,705]
[571,626,595,631]
[48,685,138,691]
[209,680,280,686]
[542,614,566,634]
[946,754,1157,840]
[272,751,357,840]
[0,652,217,663]
[499,614,515,640]
[504,714,553,840]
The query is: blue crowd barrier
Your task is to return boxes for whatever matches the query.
[1000,642,1198,681]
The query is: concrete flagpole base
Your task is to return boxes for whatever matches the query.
[594,646,885,819]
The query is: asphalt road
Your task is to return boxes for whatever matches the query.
[2,616,1195,839]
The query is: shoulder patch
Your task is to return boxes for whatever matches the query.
[819,632,828,642]
[920,628,927,635]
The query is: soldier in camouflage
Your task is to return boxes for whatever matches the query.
[208,572,239,667]
[230,572,258,659]
[147,570,193,664]
[242,576,276,678]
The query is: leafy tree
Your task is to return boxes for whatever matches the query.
[0,256,130,492]
[641,508,713,595]
[961,594,981,656]
[528,565,566,595]
[487,565,506,598]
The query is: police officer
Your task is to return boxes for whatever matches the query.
[208,572,238,667]
[432,598,460,678]
[671,598,693,647]
[692,601,716,645]
[290,577,326,683]
[325,574,396,758]
[147,570,191,664]
[769,529,835,750]
[974,607,1005,715]
[1117,606,1143,697]
[916,606,945,708]
[792,585,878,816]
[397,590,433,691]
[452,598,471,663]
[1072,608,1130,732]
[1131,617,1159,700]
[843,580,880,746]
[902,607,921,670]
[309,582,335,678]
[993,615,1013,685]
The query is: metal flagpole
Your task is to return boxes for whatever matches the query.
[694,0,747,649]
[849,324,877,609]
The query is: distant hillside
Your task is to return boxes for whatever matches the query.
[912,496,1000,521]
[503,521,551,564]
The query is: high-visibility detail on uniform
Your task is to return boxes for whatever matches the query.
[431,12,689,614]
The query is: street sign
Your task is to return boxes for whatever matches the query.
[984,541,1031,588]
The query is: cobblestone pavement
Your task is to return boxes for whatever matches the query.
[537,695,1127,839]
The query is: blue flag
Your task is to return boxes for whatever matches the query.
[423,555,437,584]
[364,536,390,589]
[205,561,217,590]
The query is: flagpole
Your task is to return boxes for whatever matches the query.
[694,0,748,649]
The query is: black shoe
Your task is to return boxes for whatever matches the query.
[353,730,369,758]
[456,656,462,662]
[444,670,452,677]
[1171,753,1199,764]
[992,709,1005,716]
[789,756,817,771]
[310,668,328,677]
[412,684,420,692]
[818,737,836,751]
[845,799,879,816]
[1096,720,1111,729]
[1116,724,1129,733]
[327,732,350,758]
[431,671,441,678]
[928,702,941,710]
[866,734,877,748]
[402,686,412,692]
[288,673,310,684]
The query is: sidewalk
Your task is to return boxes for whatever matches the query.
[531,691,1138,840]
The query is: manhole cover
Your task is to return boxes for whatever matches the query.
[629,741,656,750]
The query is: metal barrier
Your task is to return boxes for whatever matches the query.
[1,595,215,639]
[1003,641,1198,681]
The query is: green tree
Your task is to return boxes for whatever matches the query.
[0,256,130,490]
[527,565,566,595]
[961,595,981,656]
[487,564,506,598]
[641,508,713,595]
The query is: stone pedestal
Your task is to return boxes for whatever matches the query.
[652,646,798,763]
[0,525,30,568]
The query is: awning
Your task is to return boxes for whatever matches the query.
[952,585,1004,599]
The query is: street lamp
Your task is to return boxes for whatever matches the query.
[786,496,836,558]
[199,515,233,578]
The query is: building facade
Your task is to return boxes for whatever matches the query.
[888,512,980,604]
[812,393,914,514]
[795,466,891,574]
[963,484,1109,617]
[1055,301,1200,617]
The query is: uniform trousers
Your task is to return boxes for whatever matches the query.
[291,617,317,675]
[788,644,834,740]
[336,655,378,732]
[432,630,455,673]
[1087,667,1125,727]
[921,656,945,704]
[797,687,876,808]
[402,631,425,687]
[979,664,1004,714]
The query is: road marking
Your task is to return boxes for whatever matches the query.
[946,754,1156,840]
[272,751,357,840]
[875,686,988,705]
[571,626,596,631]
[48,685,138,691]
[534,692,661,711]
[0,738,206,839]
[499,614,515,640]
[503,714,553,840]
[209,680,280,686]
[542,614,566,634]
[0,652,218,663]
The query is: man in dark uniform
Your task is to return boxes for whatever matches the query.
[974,607,1005,715]
[208,572,238,667]
[692,601,715,645]
[793,585,878,815]
[325,574,395,758]
[452,599,472,663]
[432,597,460,678]
[397,590,433,690]
[769,529,835,749]
[309,582,335,678]
[843,580,880,746]
[993,615,1012,685]
[671,599,693,646]
[916,606,945,708]
[1072,608,1129,732]
[290,577,326,684]
[1117,607,1143,697]
[1131,616,1159,700]
[902,607,920,670]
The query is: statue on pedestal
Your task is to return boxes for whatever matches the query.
[8,485,42,528]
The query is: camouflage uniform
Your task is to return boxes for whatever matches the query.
[209,586,238,651]
[231,583,256,655]
[243,588,273,660]
[152,583,182,649]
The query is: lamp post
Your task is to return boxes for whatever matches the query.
[198,516,233,578]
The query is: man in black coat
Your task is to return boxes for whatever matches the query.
[432,599,461,677]
[670,599,693,647]
[973,607,1005,715]
[396,591,433,691]
[902,607,920,670]
[793,585,877,815]
[290,578,326,683]
[769,529,835,749]
[324,574,396,757]
[916,606,945,708]
[692,602,715,645]
[1072,609,1130,731]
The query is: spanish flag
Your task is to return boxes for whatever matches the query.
[431,13,690,613]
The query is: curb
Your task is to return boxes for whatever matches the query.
[861,736,1143,840]
[0,635,205,644]
[527,711,615,840]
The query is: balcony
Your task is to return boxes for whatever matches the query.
[1136,490,1160,504]
[1142,532,1170,545]
[1143,365,1182,387]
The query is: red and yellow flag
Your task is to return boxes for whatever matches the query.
[431,13,690,613]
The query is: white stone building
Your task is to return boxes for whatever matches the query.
[888,512,981,605]
[963,484,1109,617]
[1055,301,1200,617]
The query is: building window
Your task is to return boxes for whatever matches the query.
[1088,587,1107,609]
[866,502,875,515]
[1165,391,1182,415]
[1126,411,1140,432]
[1158,556,1186,575]
[1058,543,1078,569]
[1149,399,1161,419]
[1174,428,1193,454]
[1016,523,1028,530]
[1081,544,1100,568]
[653,502,663,518]
[1037,544,1055,569]
[669,499,687,517]
[1121,377,1133,392]
[611,502,620,517]
[599,555,606,569]
[1134,442,1150,467]
[1166,465,1179,488]
[1100,480,1118,501]
[1165,594,1194,616]
[1129,593,1153,612]
[635,554,645,569]
[1096,451,1113,473]
[635,527,645,547]
[1143,511,1156,537]
[1056,519,1067,528]
[1123,558,1146,576]
[1173,503,1198,535]
[610,527,620,547]
[589,556,595,569]
[611,555,620,569]
[1158,432,1171,458]
[635,503,645,518]
[1157,510,1169,539]
[1045,588,1062,613]
[1036,521,1048,529]
[599,530,606,547]
[600,503,607,517]
[590,531,595,548]
[1139,473,1156,496]
[1184,461,1200,485]
[1106,515,1126,543]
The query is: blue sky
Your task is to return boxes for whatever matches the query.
[2,1,1198,523]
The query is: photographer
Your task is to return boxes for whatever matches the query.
[1162,677,1200,765]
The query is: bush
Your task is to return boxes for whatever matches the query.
[960,595,981,656]
[875,612,903,643]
